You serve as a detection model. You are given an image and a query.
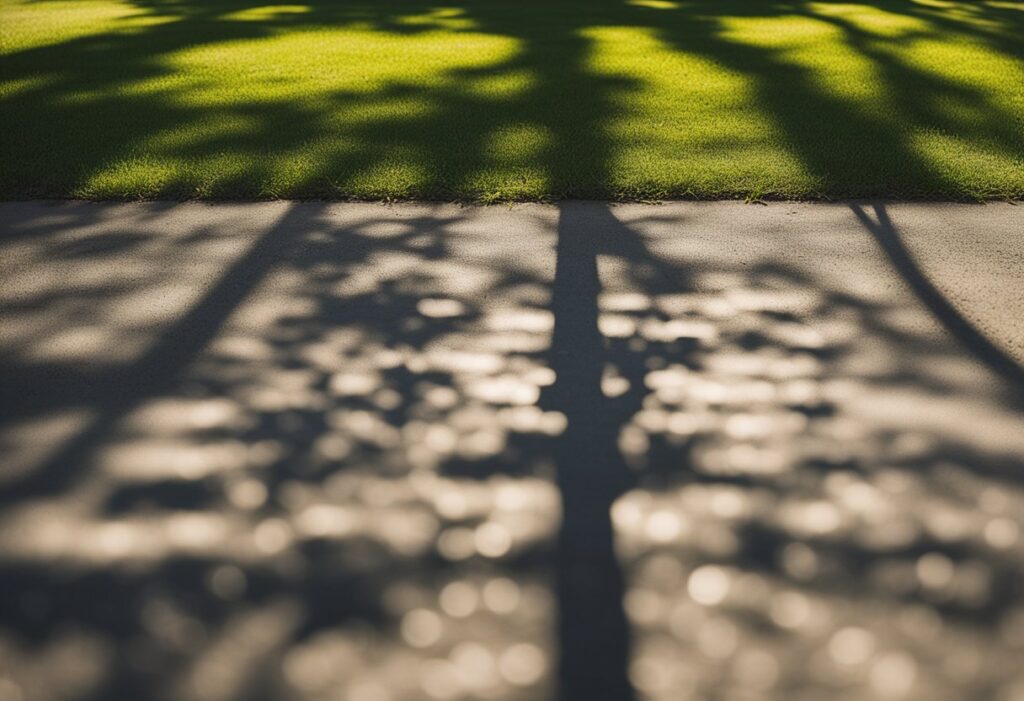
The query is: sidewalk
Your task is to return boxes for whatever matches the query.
[1,200,1022,701]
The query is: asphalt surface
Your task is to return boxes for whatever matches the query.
[0,200,1023,701]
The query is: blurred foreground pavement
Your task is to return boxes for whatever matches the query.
[1,200,1023,701]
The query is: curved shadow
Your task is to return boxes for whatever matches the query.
[851,202,1024,394]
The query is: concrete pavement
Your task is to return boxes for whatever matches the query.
[0,200,1023,701]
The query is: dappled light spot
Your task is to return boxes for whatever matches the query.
[328,371,381,397]
[101,439,248,480]
[474,521,513,558]
[483,578,521,615]
[417,298,467,319]
[450,642,499,692]
[640,318,718,344]
[600,291,651,313]
[419,659,461,700]
[735,648,781,691]
[687,565,732,607]
[769,590,812,630]
[829,626,877,666]
[984,517,1020,550]
[402,609,444,648]
[126,397,245,433]
[869,651,918,699]
[645,509,688,544]
[437,527,476,561]
[498,643,546,686]
[498,406,567,436]
[465,375,539,406]
[252,517,292,555]
[778,499,844,536]
[602,369,631,398]
[696,617,739,660]
[294,503,356,538]
[439,580,479,619]
[599,313,637,338]
[916,551,956,590]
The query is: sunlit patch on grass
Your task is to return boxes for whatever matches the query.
[339,161,431,199]
[585,26,812,197]
[221,4,311,22]
[80,157,185,198]
[719,16,886,103]
[472,172,550,203]
[984,0,1023,10]
[86,151,287,198]
[485,124,549,159]
[808,2,932,38]
[0,76,51,98]
[909,131,1024,199]
[627,0,683,9]
[392,6,478,31]
[465,69,536,100]
[911,0,1019,36]
[142,115,261,151]
[337,96,440,124]
[162,28,521,101]
[0,0,171,52]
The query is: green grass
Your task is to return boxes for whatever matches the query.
[1,0,1022,200]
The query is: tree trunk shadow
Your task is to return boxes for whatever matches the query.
[544,202,639,701]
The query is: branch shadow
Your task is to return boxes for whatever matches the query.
[851,202,1024,392]
[0,204,312,506]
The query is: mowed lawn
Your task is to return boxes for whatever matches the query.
[1,0,1022,201]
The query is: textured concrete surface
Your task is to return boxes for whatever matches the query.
[0,200,1022,701]
[2,200,1022,368]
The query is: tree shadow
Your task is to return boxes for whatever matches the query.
[1,0,1021,198]
[645,0,1022,198]
[2,0,1024,698]
[3,199,1024,700]
[0,203,313,506]
[851,202,1024,391]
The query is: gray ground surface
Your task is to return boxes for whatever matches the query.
[0,200,1023,701]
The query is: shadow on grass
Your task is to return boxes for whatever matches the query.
[1,0,1022,198]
